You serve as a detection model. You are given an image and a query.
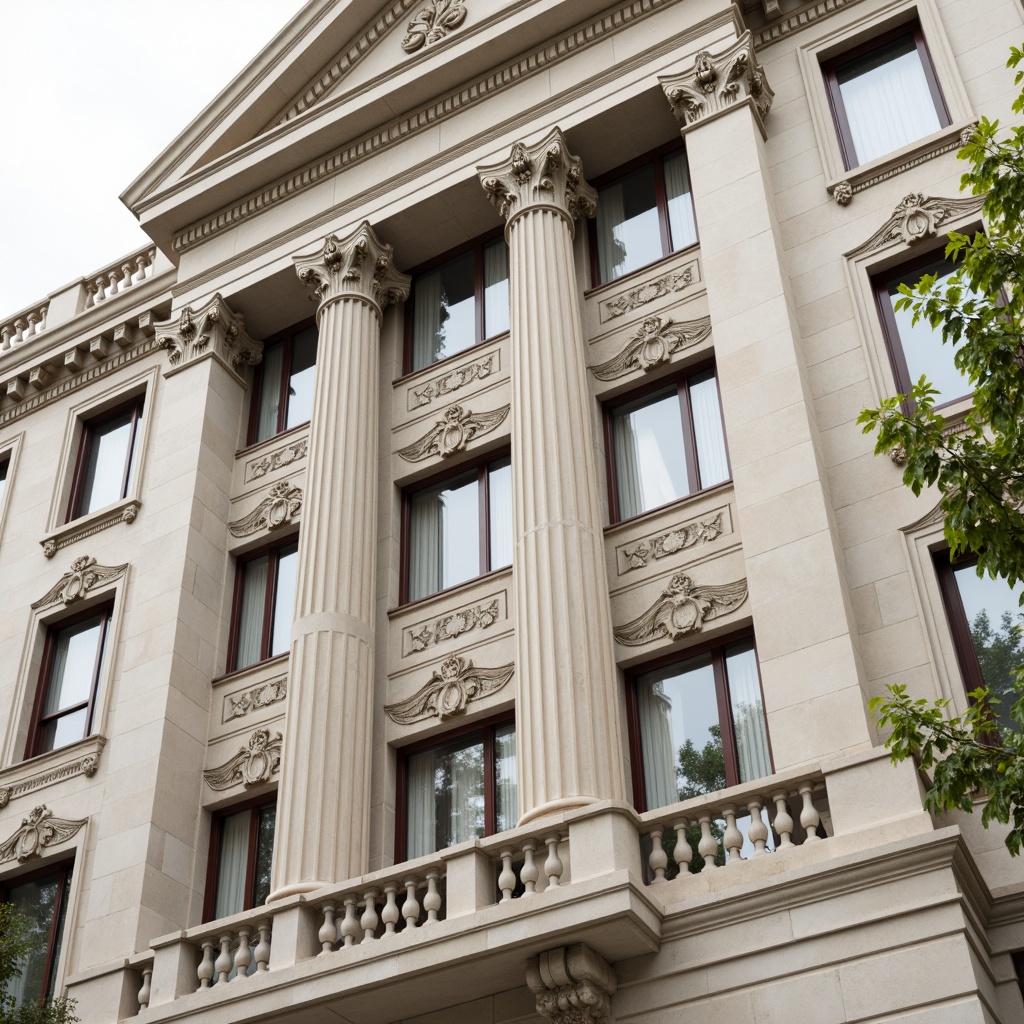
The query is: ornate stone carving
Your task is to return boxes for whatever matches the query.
[407,598,501,652]
[397,403,509,462]
[32,555,128,609]
[614,572,748,646]
[155,294,261,373]
[0,745,103,809]
[591,315,711,380]
[40,499,141,557]
[599,261,699,322]
[478,127,597,225]
[401,0,467,53]
[526,944,617,1024]
[660,32,774,134]
[224,677,287,722]
[831,180,853,206]
[901,498,945,534]
[0,805,87,863]
[411,355,494,408]
[846,193,986,258]
[293,222,411,314]
[622,511,724,571]
[385,656,514,724]
[203,728,282,791]
[247,437,308,481]
[228,482,302,537]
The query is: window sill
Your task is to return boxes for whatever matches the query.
[393,332,508,389]
[41,498,141,559]
[391,564,513,618]
[604,480,734,536]
[0,735,106,808]
[212,651,290,688]
[236,420,311,460]
[584,242,701,299]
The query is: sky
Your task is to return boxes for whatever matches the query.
[0,1,308,318]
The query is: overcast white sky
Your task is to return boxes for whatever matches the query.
[0,1,308,318]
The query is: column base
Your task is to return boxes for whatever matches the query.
[265,881,334,903]
[518,796,601,827]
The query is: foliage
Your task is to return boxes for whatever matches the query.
[0,903,78,1024]
[860,46,1024,854]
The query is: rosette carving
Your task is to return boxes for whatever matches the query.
[397,403,509,461]
[385,655,514,724]
[591,315,711,380]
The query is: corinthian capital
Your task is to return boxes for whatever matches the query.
[293,222,411,316]
[154,293,261,377]
[660,31,774,136]
[478,127,597,228]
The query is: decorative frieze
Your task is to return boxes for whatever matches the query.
[409,353,495,409]
[223,677,287,723]
[599,259,700,322]
[155,294,261,375]
[401,0,467,52]
[0,744,103,809]
[0,805,87,863]
[397,403,509,462]
[619,510,725,573]
[591,315,711,380]
[845,193,986,258]
[385,655,514,724]
[31,555,128,609]
[228,482,302,537]
[614,572,748,646]
[40,500,140,558]
[526,944,617,1024]
[403,595,504,655]
[246,436,308,482]
[203,728,282,791]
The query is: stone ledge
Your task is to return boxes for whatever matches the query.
[40,499,141,558]
[0,735,106,808]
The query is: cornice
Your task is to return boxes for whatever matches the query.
[755,0,858,45]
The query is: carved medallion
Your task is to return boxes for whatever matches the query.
[846,192,985,258]
[397,403,509,462]
[228,482,302,537]
[32,555,128,609]
[203,728,283,791]
[0,805,87,863]
[591,315,711,380]
[402,0,467,53]
[385,656,514,724]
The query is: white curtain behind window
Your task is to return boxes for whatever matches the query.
[408,491,443,601]
[689,374,729,488]
[494,724,517,832]
[236,557,269,668]
[412,271,445,369]
[407,751,437,859]
[637,680,678,809]
[483,242,510,338]
[214,813,250,918]
[488,460,513,570]
[664,151,698,250]
[256,344,284,442]
[726,646,771,783]
[612,411,644,520]
[596,182,627,283]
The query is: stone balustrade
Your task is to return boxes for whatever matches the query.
[82,247,156,310]
[135,958,153,1012]
[0,301,49,353]
[195,920,272,987]
[493,830,566,901]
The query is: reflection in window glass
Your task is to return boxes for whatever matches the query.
[233,543,298,670]
[72,400,144,519]
[285,327,318,431]
[253,326,319,443]
[0,456,10,508]
[5,866,73,1006]
[213,803,276,920]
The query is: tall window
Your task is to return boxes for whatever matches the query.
[874,254,972,407]
[407,236,509,372]
[230,540,298,671]
[936,554,1023,738]
[67,397,144,520]
[629,638,771,812]
[1,863,74,1007]
[400,718,516,859]
[248,323,318,444]
[0,453,9,508]
[404,455,512,602]
[206,799,276,920]
[607,367,729,522]
[592,147,698,285]
[824,25,949,168]
[29,607,111,758]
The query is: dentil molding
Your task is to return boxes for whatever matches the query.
[845,192,986,258]
[155,294,261,377]
[385,655,514,724]
[203,728,282,791]
[591,315,711,380]
[31,555,128,609]
[397,403,509,462]
[526,943,617,1024]
[228,481,302,537]
[0,805,87,864]
[402,0,467,53]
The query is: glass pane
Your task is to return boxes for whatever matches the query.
[45,615,103,714]
[483,240,510,339]
[284,327,318,431]
[270,546,298,658]
[41,708,89,754]
[411,252,476,369]
[885,259,973,405]
[636,654,723,811]
[689,371,729,488]
[7,868,69,1006]
[407,472,480,601]
[612,389,689,519]
[837,34,943,165]
[488,457,513,571]
[664,149,698,251]
[0,456,7,507]
[952,563,1024,736]
[255,341,284,442]
[596,164,662,282]
[725,641,770,783]
[214,811,250,918]
[236,555,269,669]
[253,805,276,908]
[78,410,133,515]
[407,735,485,855]
[494,723,517,832]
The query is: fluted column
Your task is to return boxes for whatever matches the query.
[478,128,627,824]
[269,224,410,899]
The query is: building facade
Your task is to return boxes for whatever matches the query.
[1,0,1023,1020]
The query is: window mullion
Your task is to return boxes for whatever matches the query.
[84,609,109,736]
[474,242,485,346]
[483,727,497,836]
[278,337,293,435]
[678,380,701,495]
[480,463,491,574]
[712,650,740,789]
[653,157,673,258]
[261,551,278,661]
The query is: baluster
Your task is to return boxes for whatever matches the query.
[698,815,719,871]
[382,884,400,935]
[215,935,233,984]
[197,940,215,988]
[672,819,692,876]
[340,896,360,946]
[136,252,151,281]
[747,798,769,857]
[648,827,668,883]
[254,921,271,971]
[772,789,794,848]
[402,878,421,929]
[26,312,39,337]
[38,304,48,331]
[95,275,109,303]
[318,902,337,954]
[108,271,121,297]
[521,840,539,896]
[424,870,442,924]
[543,834,563,888]
[799,782,821,843]
[360,889,379,941]
[497,848,516,903]
[84,281,98,309]
[722,805,743,865]
[121,263,134,291]
[137,967,152,1008]
[13,319,25,346]
[1,325,11,351]
[233,927,251,980]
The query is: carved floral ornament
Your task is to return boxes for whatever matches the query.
[31,555,127,609]
[622,511,724,572]
[154,294,261,372]
[526,944,617,1024]
[228,481,302,537]
[0,805,87,864]
[385,655,514,724]
[401,0,467,53]
[591,315,711,381]
[845,192,986,258]
[408,598,501,652]
[412,354,494,408]
[397,403,509,462]
[203,728,282,791]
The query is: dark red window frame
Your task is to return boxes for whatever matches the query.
[203,794,276,922]
[227,536,298,672]
[245,318,317,446]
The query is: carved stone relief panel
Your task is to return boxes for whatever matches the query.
[614,506,730,576]
[401,0,467,53]
[245,436,308,483]
[397,403,509,462]
[400,590,507,657]
[598,257,701,324]
[385,655,514,724]
[0,805,87,863]
[221,677,287,724]
[203,728,282,791]
[407,352,498,411]
[845,192,985,258]
[591,315,712,381]
[228,482,302,537]
[31,555,128,609]
[0,741,103,809]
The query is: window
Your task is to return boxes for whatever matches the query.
[1,862,74,1007]
[607,367,729,522]
[407,236,509,373]
[628,637,771,812]
[67,397,144,520]
[230,540,298,671]
[399,718,516,859]
[591,147,698,285]
[206,799,276,920]
[403,455,512,603]
[874,253,972,407]
[823,24,949,169]
[936,554,1023,737]
[248,322,318,444]
[29,607,111,758]
[0,453,9,506]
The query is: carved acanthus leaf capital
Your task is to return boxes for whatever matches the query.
[478,127,597,227]
[660,31,774,135]
[154,294,261,374]
[526,944,617,1024]
[293,222,411,315]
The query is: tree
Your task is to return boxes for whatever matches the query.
[0,903,78,1024]
[859,46,1024,855]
